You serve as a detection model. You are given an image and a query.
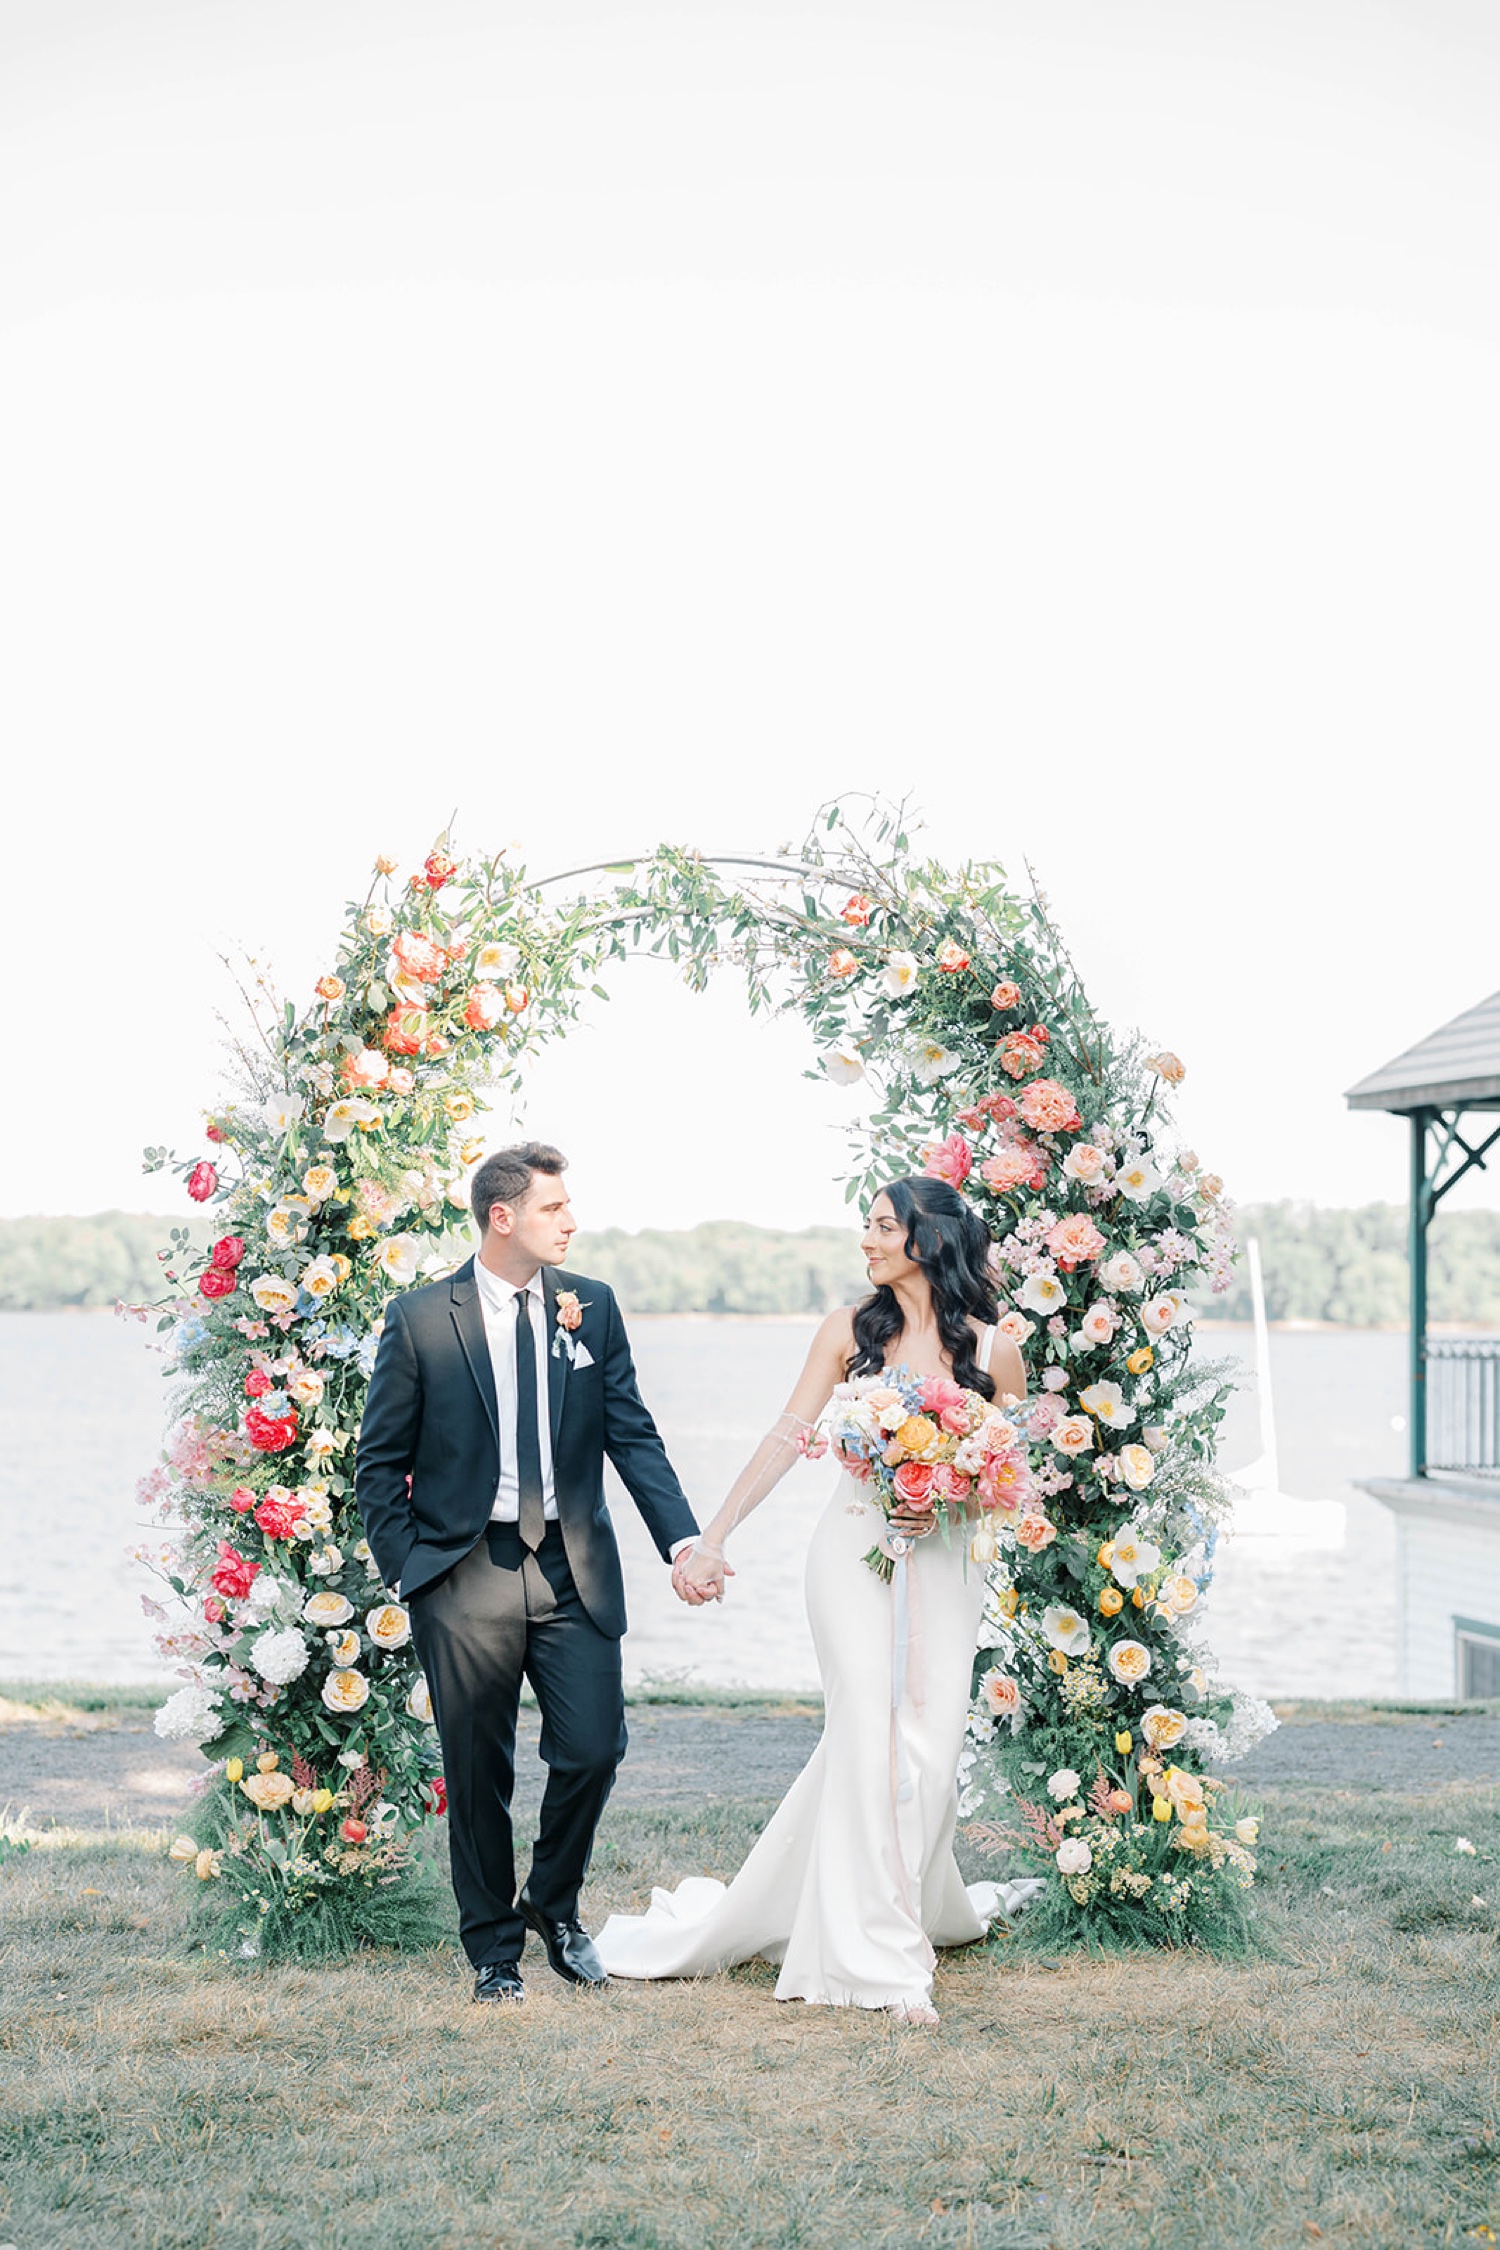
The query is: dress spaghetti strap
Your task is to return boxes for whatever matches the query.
[977,1323,996,1376]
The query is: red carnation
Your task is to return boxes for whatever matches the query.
[244,1403,299,1454]
[211,1236,245,1270]
[186,1161,218,1202]
[198,1266,236,1300]
[210,1541,260,1600]
[244,1369,272,1398]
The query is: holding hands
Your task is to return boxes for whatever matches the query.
[672,1541,735,1605]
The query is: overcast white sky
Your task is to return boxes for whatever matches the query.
[4,0,1498,1232]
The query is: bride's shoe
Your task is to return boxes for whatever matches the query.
[886,1998,940,2027]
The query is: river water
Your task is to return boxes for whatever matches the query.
[0,1311,1413,1697]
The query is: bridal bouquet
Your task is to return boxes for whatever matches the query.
[823,1369,1034,1580]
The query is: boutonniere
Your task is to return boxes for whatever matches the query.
[552,1290,590,1359]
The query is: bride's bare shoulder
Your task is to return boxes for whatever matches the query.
[816,1304,859,1351]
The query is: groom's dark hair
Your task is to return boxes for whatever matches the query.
[471,1141,567,1233]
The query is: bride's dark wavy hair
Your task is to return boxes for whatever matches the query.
[846,1176,1001,1399]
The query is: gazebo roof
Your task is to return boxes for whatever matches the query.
[1346,986,1500,1114]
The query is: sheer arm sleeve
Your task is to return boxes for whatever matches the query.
[690,1412,817,1558]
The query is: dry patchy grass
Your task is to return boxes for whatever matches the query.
[1,1783,1498,2250]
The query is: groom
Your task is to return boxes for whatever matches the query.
[355,1140,702,2002]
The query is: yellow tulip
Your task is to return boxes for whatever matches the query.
[312,1788,335,1814]
[223,1758,243,1783]
[1152,1798,1171,1822]
[998,1588,1019,1619]
[1115,1731,1133,1756]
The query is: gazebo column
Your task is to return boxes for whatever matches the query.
[1408,1106,1432,1481]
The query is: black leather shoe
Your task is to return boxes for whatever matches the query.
[518,1893,609,1986]
[473,1959,525,2004]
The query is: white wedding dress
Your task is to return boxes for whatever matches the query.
[596,1331,1034,2013]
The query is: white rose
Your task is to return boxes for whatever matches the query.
[1116,1158,1161,1204]
[302,1426,337,1463]
[1046,1768,1082,1802]
[1019,1268,1066,1315]
[1062,1143,1108,1186]
[303,1589,353,1627]
[364,906,394,938]
[365,1603,412,1652]
[302,1256,341,1300]
[407,1675,435,1724]
[1056,1838,1093,1876]
[287,1368,325,1408]
[248,1274,300,1316]
[263,1092,306,1134]
[1098,1251,1144,1294]
[1118,1443,1156,1491]
[1141,1293,1185,1336]
[1079,1301,1119,1346]
[822,1040,866,1085]
[265,1198,312,1247]
[328,1630,361,1666]
[1105,1638,1153,1685]
[881,951,920,997]
[308,1543,344,1577]
[1142,1424,1169,1452]
[1079,1379,1130,1429]
[251,1627,310,1686]
[376,1234,421,1286]
[321,1667,370,1713]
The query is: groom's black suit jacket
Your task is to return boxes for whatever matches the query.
[354,1258,697,1637]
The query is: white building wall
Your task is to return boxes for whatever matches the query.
[1397,1513,1500,1695]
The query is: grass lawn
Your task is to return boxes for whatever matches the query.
[2,1754,1498,2247]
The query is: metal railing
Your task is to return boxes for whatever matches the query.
[1428,1337,1500,1477]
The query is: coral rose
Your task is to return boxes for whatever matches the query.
[990,980,1021,1010]
[1018,1078,1081,1133]
[210,1541,259,1600]
[935,938,970,972]
[186,1162,218,1202]
[828,948,859,979]
[922,1133,973,1188]
[464,983,505,1030]
[892,1459,936,1507]
[997,1032,1045,1080]
[340,1816,369,1844]
[1014,1513,1057,1553]
[980,1144,1045,1195]
[841,894,872,926]
[391,929,446,982]
[1045,1213,1106,1270]
[423,849,457,888]
[383,1007,429,1057]
[979,1669,1023,1719]
[1050,1413,1095,1457]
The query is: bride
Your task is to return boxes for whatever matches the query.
[594,1174,1028,2024]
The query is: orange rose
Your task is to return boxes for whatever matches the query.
[828,949,859,979]
[998,1032,1046,1080]
[1018,1078,1080,1133]
[315,974,345,1003]
[991,980,1021,1010]
[464,984,505,1031]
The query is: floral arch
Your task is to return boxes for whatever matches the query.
[140,798,1267,1959]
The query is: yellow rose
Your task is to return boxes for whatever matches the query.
[1126,1347,1154,1376]
[460,1139,485,1166]
[347,1214,376,1240]
[1048,1651,1070,1675]
[241,1771,295,1811]
[1099,1587,1124,1616]
[1152,1797,1171,1822]
[223,1758,244,1783]
[894,1415,938,1459]
[1115,1731,1133,1755]
[1096,1542,1116,1569]
[312,1788,335,1814]
[444,1093,476,1122]
[168,1834,198,1864]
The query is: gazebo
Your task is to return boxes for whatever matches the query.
[1346,985,1500,1695]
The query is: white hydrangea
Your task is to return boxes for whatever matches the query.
[251,1627,311,1686]
[1182,1691,1277,1764]
[244,1573,291,1622]
[154,1682,225,1745]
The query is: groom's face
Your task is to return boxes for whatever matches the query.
[493,1169,577,1269]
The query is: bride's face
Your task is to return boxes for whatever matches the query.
[862,1193,918,1289]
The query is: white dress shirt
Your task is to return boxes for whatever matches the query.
[475,1261,558,1522]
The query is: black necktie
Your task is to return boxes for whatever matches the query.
[514,1289,546,1551]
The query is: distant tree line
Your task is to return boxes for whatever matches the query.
[4,1204,1500,1326]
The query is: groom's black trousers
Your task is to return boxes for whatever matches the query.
[408,1521,627,1968]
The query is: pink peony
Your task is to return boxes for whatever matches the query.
[977,1451,1031,1511]
[980,1144,1046,1195]
[244,1403,298,1454]
[1045,1213,1107,1270]
[210,1541,260,1600]
[392,929,447,982]
[922,1133,973,1189]
[932,1463,973,1506]
[1018,1078,1081,1133]
[186,1162,218,1203]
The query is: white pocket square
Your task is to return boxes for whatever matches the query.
[572,1342,595,1369]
